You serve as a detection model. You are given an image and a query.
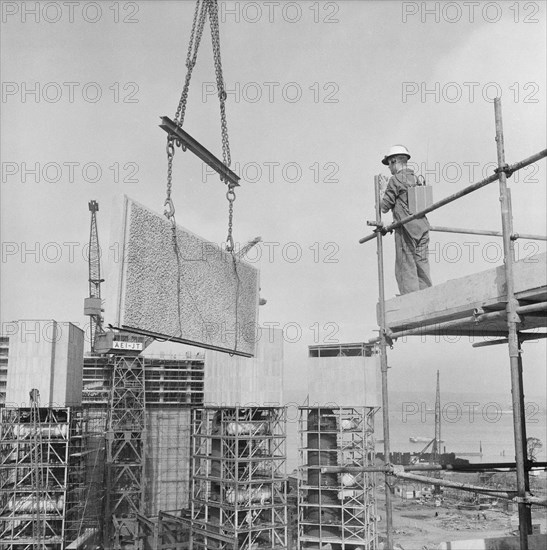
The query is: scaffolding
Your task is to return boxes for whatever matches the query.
[190,406,288,550]
[0,407,88,550]
[297,406,378,550]
[65,409,106,546]
[359,98,547,549]
[103,355,146,550]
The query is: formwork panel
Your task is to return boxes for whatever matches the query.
[297,406,378,550]
[307,344,380,409]
[108,196,260,357]
[205,328,284,407]
[191,407,288,550]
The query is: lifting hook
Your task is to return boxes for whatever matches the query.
[164,198,176,224]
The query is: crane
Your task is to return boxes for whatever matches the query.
[83,200,151,354]
[82,200,150,550]
[84,200,105,354]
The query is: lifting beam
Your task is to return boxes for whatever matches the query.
[159,116,240,187]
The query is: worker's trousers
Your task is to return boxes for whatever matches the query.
[394,228,432,295]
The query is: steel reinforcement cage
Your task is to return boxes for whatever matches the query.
[298,406,378,550]
[0,407,101,550]
[191,406,288,550]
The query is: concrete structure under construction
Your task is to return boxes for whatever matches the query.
[182,328,288,549]
[0,320,102,549]
[191,406,288,550]
[297,343,380,550]
[82,351,205,517]
[4,320,84,408]
[298,406,378,550]
[0,324,206,549]
[0,407,103,549]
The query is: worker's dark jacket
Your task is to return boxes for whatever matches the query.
[381,168,429,240]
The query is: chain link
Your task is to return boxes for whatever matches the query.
[164,137,176,224]
[209,0,236,250]
[209,0,231,169]
[225,186,236,251]
[174,0,208,127]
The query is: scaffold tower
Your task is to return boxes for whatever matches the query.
[0,406,87,550]
[103,355,146,550]
[298,406,378,550]
[191,406,288,549]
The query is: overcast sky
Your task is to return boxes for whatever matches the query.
[1,1,546,401]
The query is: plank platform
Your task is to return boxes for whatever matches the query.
[380,253,547,337]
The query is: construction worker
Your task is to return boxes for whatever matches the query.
[379,145,432,294]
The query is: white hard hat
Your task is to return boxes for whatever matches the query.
[382,144,411,165]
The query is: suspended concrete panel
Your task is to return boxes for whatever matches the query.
[108,196,259,357]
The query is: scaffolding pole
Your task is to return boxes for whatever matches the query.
[494,97,531,550]
[429,225,547,241]
[373,175,393,550]
[321,462,547,474]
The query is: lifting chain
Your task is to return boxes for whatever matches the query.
[226,185,236,252]
[164,137,176,224]
[174,0,208,127]
[209,0,231,169]
[208,0,236,251]
[167,0,236,252]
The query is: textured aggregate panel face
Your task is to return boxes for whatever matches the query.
[112,197,259,357]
